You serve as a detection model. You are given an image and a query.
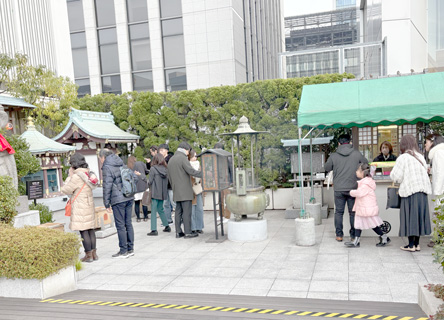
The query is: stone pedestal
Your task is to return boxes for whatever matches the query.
[13,210,40,228]
[295,217,316,246]
[306,203,322,225]
[227,219,267,242]
[16,195,29,214]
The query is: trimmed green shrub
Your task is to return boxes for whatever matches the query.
[0,224,81,279]
[0,175,19,225]
[29,203,53,224]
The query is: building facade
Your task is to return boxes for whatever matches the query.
[0,0,74,78]
[67,0,284,96]
[283,0,444,80]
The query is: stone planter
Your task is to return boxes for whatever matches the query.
[295,217,316,246]
[13,210,40,228]
[418,283,443,317]
[0,266,77,299]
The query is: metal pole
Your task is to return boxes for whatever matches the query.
[298,126,305,218]
[231,138,235,188]
[237,135,241,169]
[310,129,314,203]
[213,192,218,240]
[251,134,255,187]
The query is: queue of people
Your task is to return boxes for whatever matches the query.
[61,132,443,260]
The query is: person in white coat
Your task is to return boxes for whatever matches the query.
[425,133,444,247]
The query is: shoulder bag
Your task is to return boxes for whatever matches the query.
[65,183,86,216]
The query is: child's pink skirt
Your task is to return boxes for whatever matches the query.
[354,215,383,230]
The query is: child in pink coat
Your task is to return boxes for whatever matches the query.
[345,163,391,248]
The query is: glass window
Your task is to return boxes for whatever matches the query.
[161,18,183,36]
[129,24,151,70]
[67,0,85,32]
[95,0,116,27]
[99,44,120,74]
[70,32,86,49]
[98,28,118,45]
[75,79,91,97]
[133,72,153,91]
[165,68,186,92]
[159,0,182,18]
[129,23,150,40]
[102,75,121,94]
[72,48,89,78]
[163,35,185,67]
[127,0,148,22]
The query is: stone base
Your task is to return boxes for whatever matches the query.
[295,217,316,246]
[418,283,443,317]
[227,220,267,242]
[13,210,40,228]
[17,195,29,214]
[306,203,322,225]
[321,205,329,219]
[285,207,299,219]
[95,227,117,239]
[0,266,77,299]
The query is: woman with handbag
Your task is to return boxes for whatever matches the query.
[189,150,204,234]
[345,163,390,248]
[61,153,99,262]
[128,155,149,222]
[390,135,432,252]
[147,154,171,235]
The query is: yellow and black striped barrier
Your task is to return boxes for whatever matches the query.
[40,298,427,320]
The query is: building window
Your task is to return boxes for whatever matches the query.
[129,23,152,70]
[67,0,85,32]
[95,0,116,27]
[133,71,153,91]
[76,79,91,97]
[127,0,148,22]
[67,0,90,96]
[98,28,120,75]
[336,0,356,9]
[159,0,182,18]
[165,68,186,92]
[71,32,89,78]
[161,1,186,92]
[102,75,121,94]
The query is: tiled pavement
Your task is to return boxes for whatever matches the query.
[54,210,444,304]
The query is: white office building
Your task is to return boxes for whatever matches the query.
[66,0,284,96]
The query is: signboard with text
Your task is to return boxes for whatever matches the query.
[26,180,44,200]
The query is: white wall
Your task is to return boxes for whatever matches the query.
[382,0,427,75]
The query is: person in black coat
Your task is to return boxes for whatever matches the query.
[99,149,135,259]
[147,154,171,235]
[373,141,397,162]
[128,156,149,222]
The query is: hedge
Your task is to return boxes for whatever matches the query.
[0,225,81,280]
[0,175,19,225]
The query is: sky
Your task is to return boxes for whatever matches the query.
[283,0,336,17]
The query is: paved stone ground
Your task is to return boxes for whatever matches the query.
[53,209,444,304]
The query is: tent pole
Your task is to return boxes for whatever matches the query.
[298,126,305,218]
[310,130,314,203]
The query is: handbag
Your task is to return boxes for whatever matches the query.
[192,182,203,195]
[386,182,401,209]
[65,183,86,216]
[141,188,152,210]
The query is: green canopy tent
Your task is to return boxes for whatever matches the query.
[296,72,444,216]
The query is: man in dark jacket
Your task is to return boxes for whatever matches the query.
[99,149,135,258]
[168,141,202,238]
[159,143,174,224]
[325,134,368,242]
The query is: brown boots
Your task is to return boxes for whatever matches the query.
[81,249,98,263]
[81,251,93,263]
[91,249,99,261]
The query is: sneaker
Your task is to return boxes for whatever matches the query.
[196,230,203,234]
[376,236,391,247]
[176,232,185,238]
[128,250,135,257]
[344,237,360,248]
[147,230,158,236]
[400,245,415,252]
[112,251,129,259]
[184,233,198,239]
[335,236,343,242]
[163,226,171,232]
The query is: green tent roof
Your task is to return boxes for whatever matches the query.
[297,72,444,129]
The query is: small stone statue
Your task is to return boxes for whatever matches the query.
[0,104,18,189]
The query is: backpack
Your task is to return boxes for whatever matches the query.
[119,166,137,198]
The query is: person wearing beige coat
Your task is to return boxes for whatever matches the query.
[61,153,99,262]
